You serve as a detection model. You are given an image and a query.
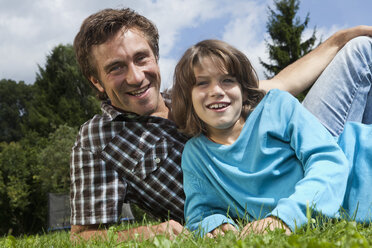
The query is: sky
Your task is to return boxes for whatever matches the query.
[1,0,371,91]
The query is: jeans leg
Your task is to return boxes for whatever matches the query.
[302,36,372,136]
[362,88,372,123]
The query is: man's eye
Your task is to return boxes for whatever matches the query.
[109,65,125,74]
[111,66,120,71]
[137,55,146,61]
[136,54,149,63]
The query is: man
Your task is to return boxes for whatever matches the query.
[70,8,372,241]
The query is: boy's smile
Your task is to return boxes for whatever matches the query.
[191,56,245,145]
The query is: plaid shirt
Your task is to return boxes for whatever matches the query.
[70,94,188,225]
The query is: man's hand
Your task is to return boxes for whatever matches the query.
[206,223,238,238]
[71,220,188,242]
[240,216,291,238]
[148,220,188,240]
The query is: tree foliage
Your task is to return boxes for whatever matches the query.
[260,0,318,79]
[0,80,34,143]
[25,44,100,136]
[0,125,77,235]
[0,43,100,235]
[0,133,46,235]
[36,124,77,193]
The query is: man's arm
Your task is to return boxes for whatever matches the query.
[70,143,187,242]
[70,220,186,242]
[259,25,372,96]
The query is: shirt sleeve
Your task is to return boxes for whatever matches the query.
[182,143,236,236]
[265,90,350,231]
[70,138,125,225]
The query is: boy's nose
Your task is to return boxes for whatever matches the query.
[209,82,224,97]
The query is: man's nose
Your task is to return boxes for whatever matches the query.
[126,63,145,85]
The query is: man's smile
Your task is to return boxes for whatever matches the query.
[127,84,151,96]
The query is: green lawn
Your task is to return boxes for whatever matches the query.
[1,219,371,248]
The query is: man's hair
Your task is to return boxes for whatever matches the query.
[73,8,159,100]
[172,39,265,137]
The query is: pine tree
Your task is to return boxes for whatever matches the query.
[24,44,100,136]
[0,79,34,142]
[260,0,318,79]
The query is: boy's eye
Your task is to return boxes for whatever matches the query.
[222,77,235,83]
[195,81,208,87]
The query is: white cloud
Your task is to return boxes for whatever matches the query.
[0,0,226,84]
[156,0,271,88]
[140,0,237,90]
[0,0,367,86]
[0,0,147,83]
[220,0,270,80]
[142,0,223,56]
[159,57,178,91]
[303,25,344,43]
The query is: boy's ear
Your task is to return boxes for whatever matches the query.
[90,77,105,93]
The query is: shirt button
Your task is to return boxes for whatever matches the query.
[155,157,161,163]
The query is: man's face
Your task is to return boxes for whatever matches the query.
[90,28,162,116]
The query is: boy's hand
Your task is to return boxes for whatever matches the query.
[240,216,291,238]
[207,223,238,238]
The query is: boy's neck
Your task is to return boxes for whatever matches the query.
[207,117,245,145]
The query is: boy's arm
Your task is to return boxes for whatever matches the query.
[182,144,236,237]
[266,91,350,231]
[259,25,372,96]
[183,170,236,236]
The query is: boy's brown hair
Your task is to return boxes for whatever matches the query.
[172,39,265,137]
[73,8,159,100]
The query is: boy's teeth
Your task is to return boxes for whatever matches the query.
[209,103,228,109]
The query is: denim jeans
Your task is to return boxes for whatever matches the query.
[303,36,372,136]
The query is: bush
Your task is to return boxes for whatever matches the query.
[0,125,78,236]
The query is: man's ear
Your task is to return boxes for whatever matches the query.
[90,77,105,93]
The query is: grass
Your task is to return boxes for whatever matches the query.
[0,218,371,248]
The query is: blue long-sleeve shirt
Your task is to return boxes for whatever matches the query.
[182,89,372,235]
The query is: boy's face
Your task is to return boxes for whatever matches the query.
[191,57,244,142]
[90,28,163,116]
